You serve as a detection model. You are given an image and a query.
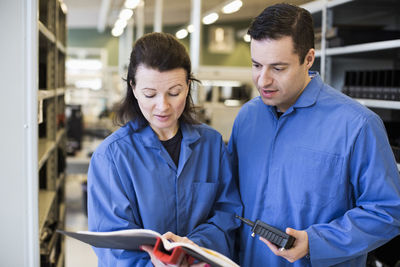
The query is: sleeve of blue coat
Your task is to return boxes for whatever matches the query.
[87,148,153,267]
[187,140,243,259]
[306,115,400,266]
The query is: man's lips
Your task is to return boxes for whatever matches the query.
[261,89,278,98]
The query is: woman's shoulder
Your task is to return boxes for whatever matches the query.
[92,123,134,155]
[190,123,223,139]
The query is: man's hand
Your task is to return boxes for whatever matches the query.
[260,227,309,263]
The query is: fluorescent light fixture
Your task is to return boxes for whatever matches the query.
[202,12,219,25]
[222,0,242,14]
[115,19,127,29]
[75,79,102,91]
[124,0,140,9]
[201,80,242,87]
[224,99,242,106]
[111,27,124,37]
[176,29,188,39]
[243,34,251,42]
[119,8,133,20]
[187,24,195,33]
[66,59,103,71]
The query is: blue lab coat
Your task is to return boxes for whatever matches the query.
[228,73,400,266]
[88,121,242,266]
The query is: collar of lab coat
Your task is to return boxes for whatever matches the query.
[128,120,201,173]
[292,71,322,110]
[128,120,201,149]
[265,71,323,117]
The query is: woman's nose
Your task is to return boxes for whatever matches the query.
[156,96,169,111]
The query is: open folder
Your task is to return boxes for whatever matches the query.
[57,229,239,267]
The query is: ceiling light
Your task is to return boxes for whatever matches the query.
[111,27,124,37]
[222,0,242,14]
[66,59,103,71]
[187,24,195,33]
[119,8,133,20]
[176,29,188,39]
[124,0,140,9]
[75,79,102,90]
[114,19,127,29]
[202,12,219,25]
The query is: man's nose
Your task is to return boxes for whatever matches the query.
[259,69,273,88]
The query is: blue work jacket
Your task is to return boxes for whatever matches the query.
[88,121,242,266]
[228,73,400,266]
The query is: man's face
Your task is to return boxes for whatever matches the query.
[250,36,314,112]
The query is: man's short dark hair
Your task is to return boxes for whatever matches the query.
[248,3,314,64]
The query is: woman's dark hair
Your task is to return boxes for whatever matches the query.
[114,32,200,126]
[247,3,314,64]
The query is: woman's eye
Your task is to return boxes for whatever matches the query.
[169,92,179,96]
[144,94,155,98]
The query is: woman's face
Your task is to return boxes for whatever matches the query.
[132,65,189,140]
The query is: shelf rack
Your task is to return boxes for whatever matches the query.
[304,0,400,169]
[38,0,67,266]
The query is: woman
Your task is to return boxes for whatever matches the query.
[87,32,242,266]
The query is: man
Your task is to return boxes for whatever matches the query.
[228,3,400,266]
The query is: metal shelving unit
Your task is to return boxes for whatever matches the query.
[307,0,400,172]
[38,0,67,266]
[355,99,400,110]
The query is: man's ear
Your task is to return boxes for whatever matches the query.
[305,48,315,69]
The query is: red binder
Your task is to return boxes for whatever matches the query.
[153,237,195,265]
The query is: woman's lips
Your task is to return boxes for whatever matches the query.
[154,114,170,122]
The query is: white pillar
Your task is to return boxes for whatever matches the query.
[154,0,163,32]
[119,20,134,77]
[190,0,201,104]
[136,0,145,39]
[320,0,328,81]
[0,0,39,266]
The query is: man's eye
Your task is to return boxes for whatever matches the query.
[252,63,260,68]
[274,67,283,71]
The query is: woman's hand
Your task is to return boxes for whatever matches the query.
[140,232,209,267]
[162,232,197,247]
[140,245,169,267]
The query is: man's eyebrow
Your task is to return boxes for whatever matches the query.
[251,58,260,64]
[251,59,289,66]
[270,62,289,66]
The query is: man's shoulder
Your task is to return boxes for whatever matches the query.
[319,84,379,123]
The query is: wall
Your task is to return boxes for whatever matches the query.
[67,28,119,66]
